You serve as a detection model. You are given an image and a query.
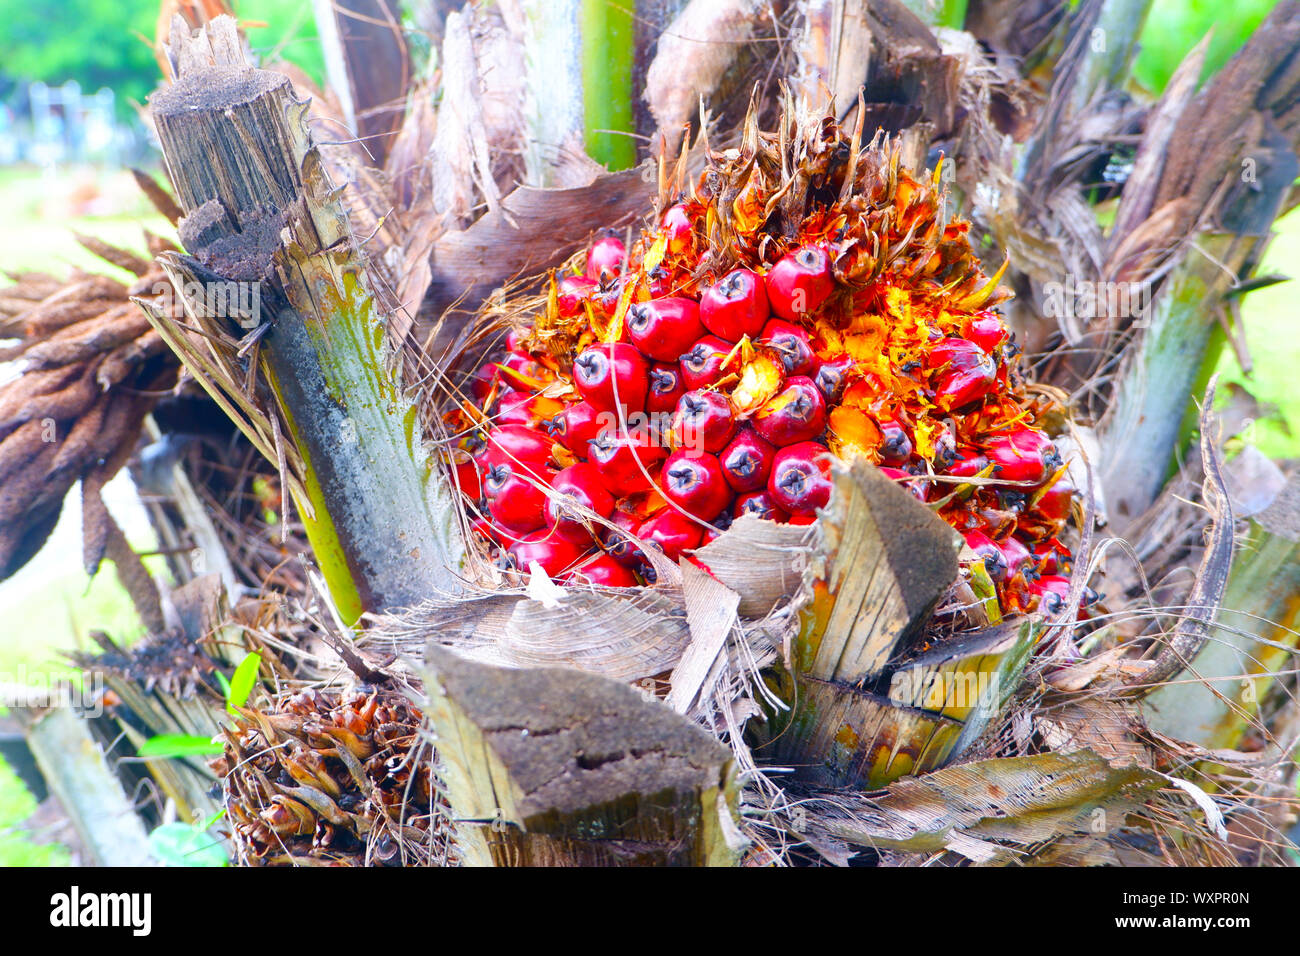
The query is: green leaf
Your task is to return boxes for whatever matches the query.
[226,651,263,713]
[148,822,228,867]
[137,734,223,759]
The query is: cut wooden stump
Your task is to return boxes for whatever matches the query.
[755,459,970,789]
[417,645,747,867]
[19,704,154,867]
[799,460,962,683]
[146,16,465,622]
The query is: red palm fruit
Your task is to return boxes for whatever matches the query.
[995,534,1034,580]
[497,352,552,391]
[626,297,705,362]
[644,263,674,298]
[544,463,616,543]
[679,335,739,390]
[927,337,997,411]
[484,464,549,533]
[670,390,735,453]
[484,424,553,476]
[1029,472,1076,524]
[507,529,588,577]
[560,553,639,587]
[758,319,819,377]
[591,274,629,319]
[931,427,958,470]
[587,430,667,495]
[734,490,789,522]
[814,355,853,402]
[573,342,649,414]
[637,509,704,562]
[1028,574,1098,616]
[585,234,626,282]
[719,428,776,493]
[769,442,833,514]
[965,310,1007,353]
[877,418,914,463]
[1031,539,1071,576]
[646,364,686,415]
[467,432,491,471]
[603,508,647,566]
[878,466,930,501]
[700,268,769,341]
[947,451,989,478]
[962,528,1009,580]
[753,376,827,447]
[494,391,554,428]
[983,426,1061,483]
[504,328,530,355]
[1028,575,1068,615]
[699,514,733,547]
[557,275,596,318]
[662,204,694,255]
[469,358,503,403]
[452,457,483,499]
[707,508,734,534]
[471,515,508,545]
[545,400,608,455]
[662,450,733,521]
[765,244,835,319]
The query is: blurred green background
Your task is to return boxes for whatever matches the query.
[0,0,1297,865]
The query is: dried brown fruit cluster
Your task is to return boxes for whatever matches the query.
[214,687,448,866]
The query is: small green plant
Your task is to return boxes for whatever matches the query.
[137,652,264,866]
[136,651,262,759]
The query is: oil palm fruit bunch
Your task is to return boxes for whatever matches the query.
[451,104,1080,615]
[214,687,446,866]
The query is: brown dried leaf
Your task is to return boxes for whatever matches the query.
[75,233,153,277]
[23,306,152,369]
[645,0,767,154]
[692,513,814,617]
[799,750,1164,862]
[500,588,691,681]
[666,560,742,714]
[0,418,48,485]
[132,168,184,225]
[21,297,122,340]
[0,358,102,430]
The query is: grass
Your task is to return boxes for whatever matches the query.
[1134,0,1276,93]
[0,760,70,866]
[1212,206,1300,459]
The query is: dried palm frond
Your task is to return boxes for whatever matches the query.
[0,233,179,615]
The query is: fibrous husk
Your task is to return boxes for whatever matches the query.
[214,685,452,866]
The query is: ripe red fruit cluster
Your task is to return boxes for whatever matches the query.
[451,143,1080,617]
